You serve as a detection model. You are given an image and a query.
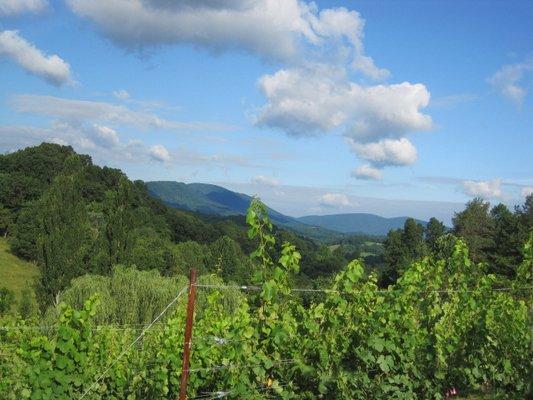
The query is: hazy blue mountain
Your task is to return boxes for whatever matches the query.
[146,181,427,239]
[145,181,341,240]
[297,214,428,236]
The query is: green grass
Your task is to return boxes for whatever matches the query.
[0,237,39,307]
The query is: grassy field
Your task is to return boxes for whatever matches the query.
[0,237,39,308]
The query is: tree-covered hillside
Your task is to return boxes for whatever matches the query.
[297,213,428,235]
[146,180,344,241]
[0,143,359,311]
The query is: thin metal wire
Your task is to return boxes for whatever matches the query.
[78,286,189,400]
[189,383,289,400]
[0,324,154,331]
[187,359,296,374]
[195,283,533,296]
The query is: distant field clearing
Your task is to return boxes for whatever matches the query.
[0,238,39,308]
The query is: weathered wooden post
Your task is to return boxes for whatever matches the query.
[179,269,197,400]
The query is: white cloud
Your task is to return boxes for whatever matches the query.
[521,186,533,198]
[113,89,130,100]
[10,94,233,131]
[149,144,171,163]
[91,124,119,146]
[352,164,382,180]
[63,0,433,175]
[65,0,384,79]
[251,175,279,187]
[461,179,503,199]
[255,66,431,139]
[319,193,352,208]
[488,59,533,105]
[349,138,417,167]
[0,30,72,86]
[0,122,253,169]
[0,0,46,15]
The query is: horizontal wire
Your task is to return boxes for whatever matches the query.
[195,283,533,295]
[187,358,296,374]
[189,383,289,400]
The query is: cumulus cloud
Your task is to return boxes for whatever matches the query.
[319,193,352,208]
[0,0,46,15]
[0,30,72,86]
[91,124,120,147]
[65,0,384,79]
[461,179,504,199]
[255,65,430,171]
[64,0,432,174]
[522,186,533,198]
[149,144,171,163]
[256,66,431,139]
[488,59,533,105]
[10,94,233,131]
[251,175,279,187]
[352,164,382,180]
[349,138,418,167]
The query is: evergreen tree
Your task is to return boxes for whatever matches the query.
[425,217,446,253]
[100,178,136,273]
[35,156,92,310]
[452,198,494,264]
[9,203,40,260]
[383,229,406,285]
[402,218,428,261]
[489,203,525,278]
[516,194,533,231]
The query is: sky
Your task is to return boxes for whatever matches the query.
[0,0,532,224]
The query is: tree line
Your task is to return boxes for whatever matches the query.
[382,196,532,285]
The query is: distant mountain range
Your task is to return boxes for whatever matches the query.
[146,181,426,238]
[146,181,339,240]
[297,214,427,236]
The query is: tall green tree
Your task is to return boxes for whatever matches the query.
[452,198,494,263]
[99,178,136,274]
[35,156,92,310]
[383,219,428,285]
[516,193,533,231]
[425,217,446,253]
[383,229,406,285]
[402,218,428,260]
[9,202,40,260]
[489,203,525,278]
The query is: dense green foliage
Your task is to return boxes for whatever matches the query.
[0,199,531,399]
[1,144,531,398]
[383,197,532,285]
[0,144,361,309]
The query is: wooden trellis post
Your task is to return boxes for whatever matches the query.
[179,269,197,400]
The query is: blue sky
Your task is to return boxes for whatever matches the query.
[0,0,532,223]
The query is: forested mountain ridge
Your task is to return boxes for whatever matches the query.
[146,180,344,240]
[298,213,428,235]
